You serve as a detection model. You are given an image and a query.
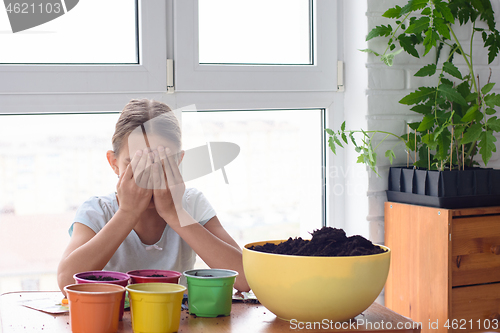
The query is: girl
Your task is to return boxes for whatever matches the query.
[57,99,250,292]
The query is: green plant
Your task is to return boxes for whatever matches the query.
[327,0,500,172]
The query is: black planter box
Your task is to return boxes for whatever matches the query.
[386,167,500,209]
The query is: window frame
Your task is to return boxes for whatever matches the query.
[0,0,167,97]
[174,0,338,92]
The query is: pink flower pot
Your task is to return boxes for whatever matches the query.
[126,269,182,284]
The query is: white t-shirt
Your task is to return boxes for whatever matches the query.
[69,188,216,285]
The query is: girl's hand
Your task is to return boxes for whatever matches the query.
[152,146,186,221]
[117,148,153,218]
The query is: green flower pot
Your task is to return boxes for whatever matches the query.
[183,269,238,317]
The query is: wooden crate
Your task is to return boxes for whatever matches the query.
[385,202,500,333]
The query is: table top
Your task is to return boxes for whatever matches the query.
[0,291,421,333]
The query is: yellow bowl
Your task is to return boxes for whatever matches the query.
[243,240,390,322]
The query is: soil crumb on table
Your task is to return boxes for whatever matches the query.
[248,227,386,256]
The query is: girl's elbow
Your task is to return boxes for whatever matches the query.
[234,278,251,292]
[236,284,251,293]
[56,267,71,295]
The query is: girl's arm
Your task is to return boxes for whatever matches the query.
[152,147,251,292]
[56,209,142,293]
[57,150,153,293]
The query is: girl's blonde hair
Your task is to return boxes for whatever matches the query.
[112,99,181,156]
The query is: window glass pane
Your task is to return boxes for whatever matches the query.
[182,109,324,253]
[0,0,137,64]
[198,0,312,65]
[0,113,119,293]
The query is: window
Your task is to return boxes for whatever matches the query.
[198,0,312,65]
[0,0,137,64]
[174,0,338,91]
[182,109,325,248]
[0,113,120,293]
[0,0,167,101]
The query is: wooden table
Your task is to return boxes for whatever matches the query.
[1,291,421,333]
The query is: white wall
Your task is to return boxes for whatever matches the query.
[337,1,370,239]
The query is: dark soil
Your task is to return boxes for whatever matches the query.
[248,227,386,257]
[148,274,166,277]
[193,272,214,277]
[82,275,119,281]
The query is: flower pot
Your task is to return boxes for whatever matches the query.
[73,270,130,321]
[64,283,125,333]
[183,269,238,317]
[126,269,182,284]
[387,167,500,208]
[126,283,186,333]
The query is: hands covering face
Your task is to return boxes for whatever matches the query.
[129,146,183,190]
[126,146,185,217]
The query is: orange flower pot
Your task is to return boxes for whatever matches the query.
[64,283,125,333]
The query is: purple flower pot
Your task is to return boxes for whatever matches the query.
[73,270,130,320]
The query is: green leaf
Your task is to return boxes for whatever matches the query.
[398,35,420,58]
[484,93,500,107]
[383,6,402,18]
[486,116,500,131]
[461,104,479,122]
[423,29,438,56]
[400,87,436,105]
[385,150,396,164]
[422,132,438,150]
[433,121,449,138]
[481,82,495,95]
[461,123,483,144]
[438,84,468,106]
[475,110,484,123]
[440,78,454,87]
[411,104,433,115]
[421,7,431,16]
[405,17,430,34]
[408,122,420,130]
[349,132,357,147]
[359,49,380,57]
[415,64,437,77]
[417,115,435,132]
[333,135,343,148]
[454,125,466,138]
[457,81,471,98]
[485,32,500,64]
[341,121,346,131]
[435,1,454,23]
[380,48,404,66]
[434,20,451,40]
[400,0,430,16]
[325,128,335,136]
[466,92,478,103]
[478,130,497,165]
[341,133,348,144]
[366,25,393,41]
[442,62,462,80]
[471,0,484,12]
[436,128,452,161]
[486,108,496,115]
[328,136,336,155]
